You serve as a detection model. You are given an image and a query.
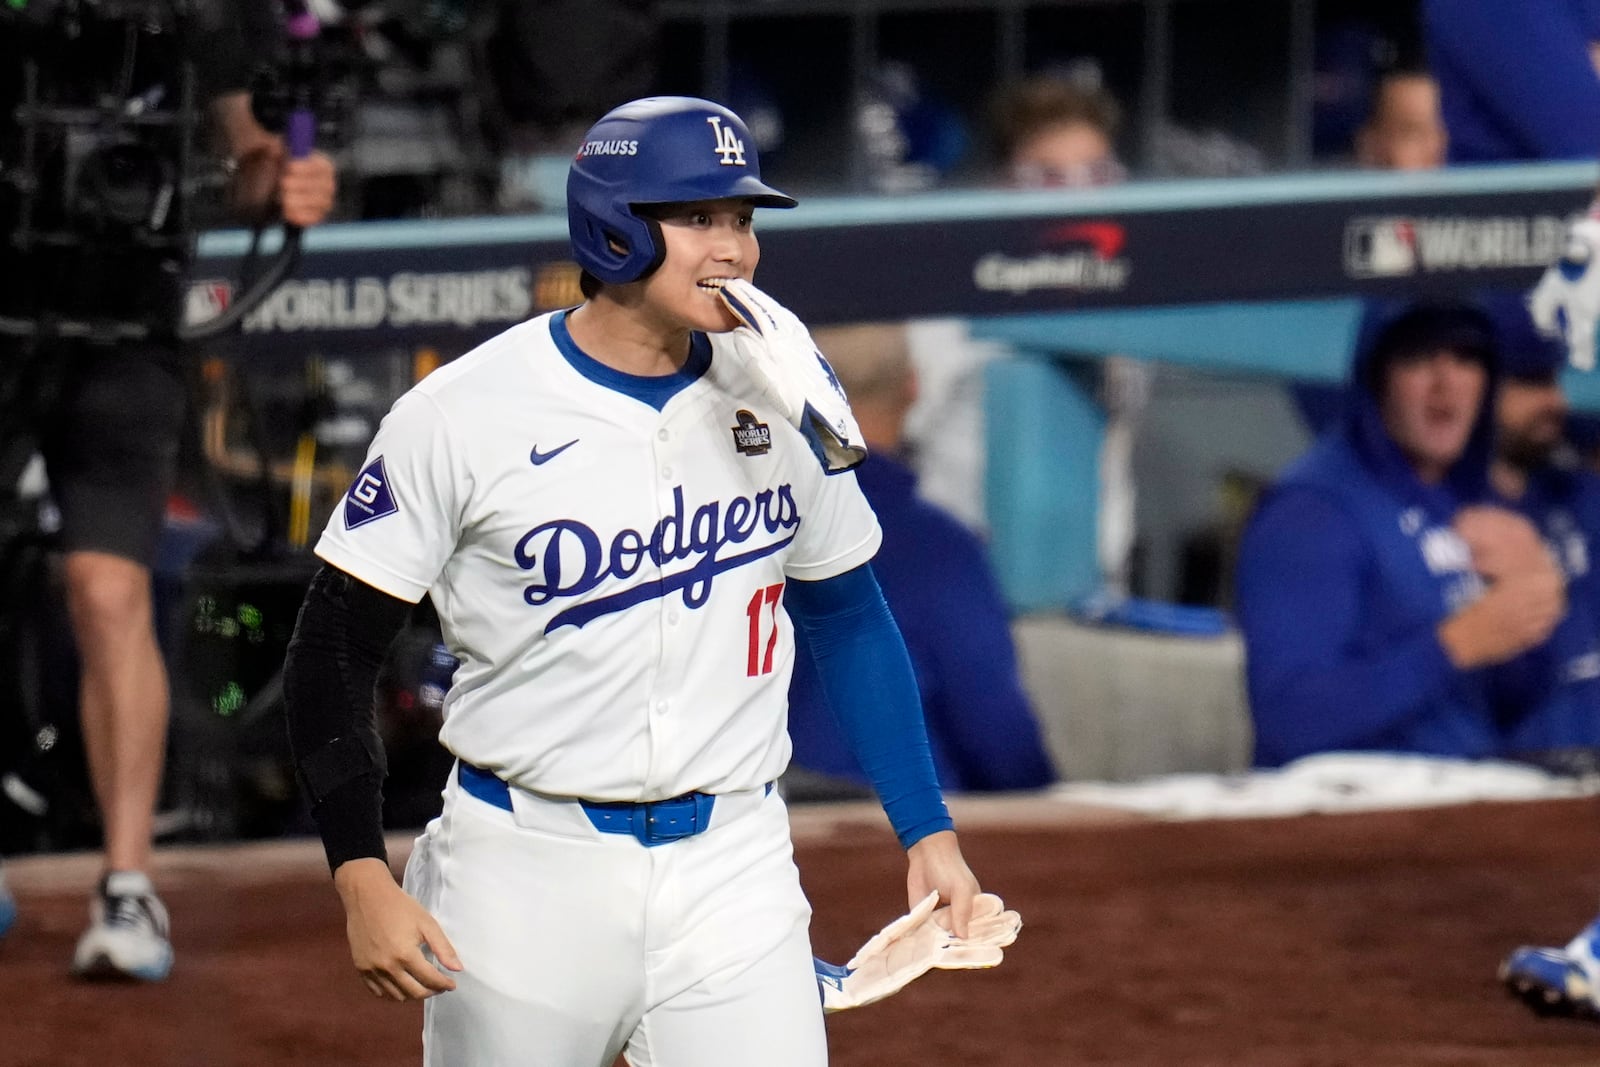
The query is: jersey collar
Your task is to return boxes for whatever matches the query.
[549,309,712,412]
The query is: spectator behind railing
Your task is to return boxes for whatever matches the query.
[1354,62,1448,171]
[1235,300,1568,767]
[784,324,1056,797]
[988,71,1126,190]
[897,71,1147,604]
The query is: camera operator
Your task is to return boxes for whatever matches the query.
[0,0,335,980]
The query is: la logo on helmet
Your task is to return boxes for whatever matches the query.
[707,116,747,167]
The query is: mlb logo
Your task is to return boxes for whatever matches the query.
[1344,218,1418,278]
[184,280,233,326]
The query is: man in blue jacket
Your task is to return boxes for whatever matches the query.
[1484,292,1600,756]
[785,323,1056,795]
[1236,300,1567,767]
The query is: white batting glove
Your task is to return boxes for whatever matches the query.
[814,891,1022,1014]
[717,279,868,473]
[1529,213,1600,371]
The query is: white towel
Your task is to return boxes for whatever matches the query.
[717,279,867,473]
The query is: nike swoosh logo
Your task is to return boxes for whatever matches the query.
[529,440,579,466]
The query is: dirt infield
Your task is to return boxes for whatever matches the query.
[7,795,1600,1066]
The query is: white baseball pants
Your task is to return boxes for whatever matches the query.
[404,771,828,1067]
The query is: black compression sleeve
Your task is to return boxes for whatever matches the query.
[283,564,414,873]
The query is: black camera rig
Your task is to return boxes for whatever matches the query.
[0,0,315,344]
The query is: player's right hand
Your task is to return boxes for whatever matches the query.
[333,857,463,1002]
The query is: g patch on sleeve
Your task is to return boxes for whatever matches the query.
[344,456,399,529]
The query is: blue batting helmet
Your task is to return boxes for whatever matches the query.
[567,96,798,285]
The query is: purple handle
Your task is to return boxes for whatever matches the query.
[287,109,315,159]
[284,5,319,158]
[285,11,319,40]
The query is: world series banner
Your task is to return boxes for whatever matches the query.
[188,163,1599,357]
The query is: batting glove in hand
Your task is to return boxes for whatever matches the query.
[1529,214,1600,371]
[814,891,1022,1014]
[717,279,868,473]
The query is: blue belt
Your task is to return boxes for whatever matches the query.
[457,761,751,848]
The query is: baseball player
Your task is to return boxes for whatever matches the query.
[282,96,995,1066]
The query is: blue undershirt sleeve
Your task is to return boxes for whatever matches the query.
[785,564,953,848]
[1235,489,1460,766]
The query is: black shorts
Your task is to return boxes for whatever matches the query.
[38,345,187,567]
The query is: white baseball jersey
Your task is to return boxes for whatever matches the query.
[315,309,882,802]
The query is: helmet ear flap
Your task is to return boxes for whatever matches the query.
[569,200,662,284]
[633,214,666,282]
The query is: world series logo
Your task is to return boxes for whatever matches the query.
[1344,214,1569,278]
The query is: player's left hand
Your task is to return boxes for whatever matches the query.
[904,829,982,938]
[334,857,462,1002]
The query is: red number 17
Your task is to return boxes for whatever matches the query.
[745,582,784,676]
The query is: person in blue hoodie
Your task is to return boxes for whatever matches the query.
[1236,299,1568,767]
[784,323,1057,796]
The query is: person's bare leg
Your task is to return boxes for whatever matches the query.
[65,550,169,874]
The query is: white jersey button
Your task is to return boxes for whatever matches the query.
[657,428,670,441]
[654,700,669,715]
[661,466,674,479]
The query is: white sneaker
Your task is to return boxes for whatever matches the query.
[71,871,173,981]
[1501,917,1600,1019]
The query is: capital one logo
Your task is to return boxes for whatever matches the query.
[707,116,747,166]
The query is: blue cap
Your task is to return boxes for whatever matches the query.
[1354,297,1497,394]
[1480,289,1564,380]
